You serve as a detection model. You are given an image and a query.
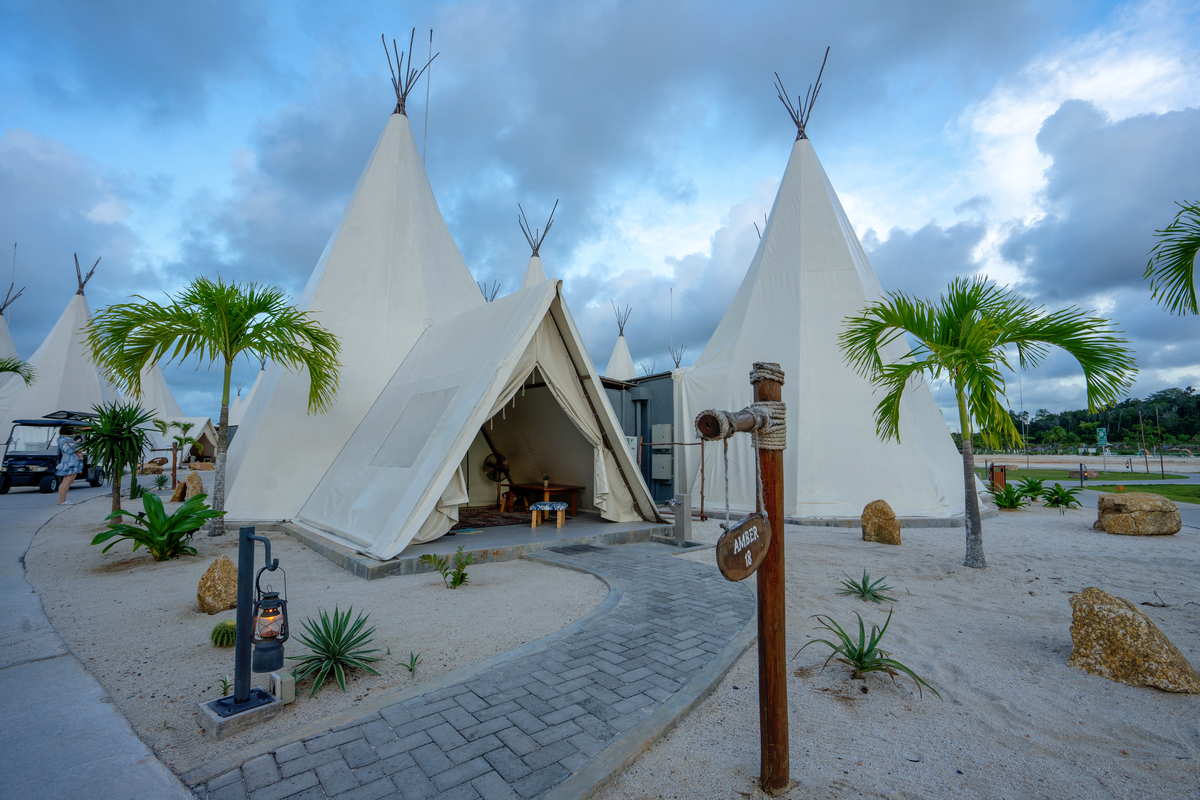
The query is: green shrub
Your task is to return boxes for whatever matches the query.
[1044,484,1083,510]
[289,607,382,697]
[420,545,474,589]
[211,620,237,647]
[152,474,169,490]
[400,651,422,679]
[1014,477,1045,501]
[794,610,939,699]
[90,492,225,561]
[989,485,1028,510]
[836,570,896,604]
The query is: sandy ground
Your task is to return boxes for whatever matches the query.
[24,495,606,777]
[597,506,1200,800]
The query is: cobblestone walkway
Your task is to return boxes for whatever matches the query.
[194,543,755,800]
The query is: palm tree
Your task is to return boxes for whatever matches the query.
[839,276,1136,568]
[85,276,341,536]
[76,401,154,513]
[0,357,35,385]
[1144,201,1199,315]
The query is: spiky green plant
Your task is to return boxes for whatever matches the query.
[989,485,1028,510]
[219,675,232,696]
[90,492,224,561]
[839,276,1136,568]
[794,610,939,699]
[1014,477,1045,501]
[210,620,237,647]
[400,651,422,679]
[289,607,382,697]
[85,276,341,537]
[1043,484,1083,511]
[153,474,169,490]
[836,570,896,604]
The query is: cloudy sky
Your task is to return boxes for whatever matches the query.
[1,0,1197,428]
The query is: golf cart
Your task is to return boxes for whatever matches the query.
[1,411,105,494]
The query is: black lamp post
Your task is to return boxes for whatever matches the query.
[210,525,289,717]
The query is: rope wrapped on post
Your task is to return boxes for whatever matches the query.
[694,362,786,449]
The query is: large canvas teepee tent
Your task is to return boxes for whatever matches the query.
[227,364,263,428]
[674,78,962,520]
[0,258,121,428]
[0,284,20,365]
[297,280,657,559]
[225,61,484,522]
[603,303,637,381]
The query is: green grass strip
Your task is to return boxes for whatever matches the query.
[1088,484,1200,505]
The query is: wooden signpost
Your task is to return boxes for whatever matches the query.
[695,361,788,794]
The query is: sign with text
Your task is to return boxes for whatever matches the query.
[716,512,772,582]
[1097,428,1108,446]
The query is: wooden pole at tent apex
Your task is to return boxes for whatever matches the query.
[694,362,789,793]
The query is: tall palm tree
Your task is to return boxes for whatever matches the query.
[1144,201,1199,315]
[839,276,1136,568]
[0,357,35,385]
[85,277,341,536]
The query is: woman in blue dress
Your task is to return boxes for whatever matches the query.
[56,425,83,504]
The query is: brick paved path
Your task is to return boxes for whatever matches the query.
[195,543,755,800]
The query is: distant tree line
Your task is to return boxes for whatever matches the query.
[953,386,1200,453]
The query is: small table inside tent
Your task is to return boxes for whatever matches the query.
[506,483,584,517]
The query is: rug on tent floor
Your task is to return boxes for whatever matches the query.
[449,507,537,530]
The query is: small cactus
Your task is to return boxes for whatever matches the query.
[210,619,237,647]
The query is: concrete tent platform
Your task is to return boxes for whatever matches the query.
[273,515,685,580]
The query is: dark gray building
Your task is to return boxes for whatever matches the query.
[602,371,676,504]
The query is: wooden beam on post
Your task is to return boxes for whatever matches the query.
[754,367,788,793]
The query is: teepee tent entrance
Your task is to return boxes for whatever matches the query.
[296,280,657,561]
[674,70,962,521]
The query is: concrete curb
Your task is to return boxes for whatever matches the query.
[543,603,757,800]
[181,557,627,787]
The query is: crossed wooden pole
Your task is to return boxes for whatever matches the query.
[695,362,789,794]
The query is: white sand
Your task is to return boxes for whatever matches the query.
[598,505,1200,799]
[24,495,606,777]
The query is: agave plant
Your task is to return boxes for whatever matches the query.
[1014,477,1045,501]
[793,610,939,699]
[90,492,224,561]
[836,570,896,604]
[290,607,383,697]
[1044,484,1083,511]
[989,484,1028,510]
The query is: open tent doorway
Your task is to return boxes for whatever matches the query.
[463,367,599,515]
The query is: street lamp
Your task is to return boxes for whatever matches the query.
[251,574,289,673]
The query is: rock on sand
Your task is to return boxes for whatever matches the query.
[861,499,901,545]
[1068,586,1200,693]
[197,554,238,614]
[1093,492,1181,536]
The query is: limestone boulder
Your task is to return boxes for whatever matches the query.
[1093,493,1181,536]
[169,481,187,502]
[861,499,901,545]
[1068,587,1199,693]
[140,463,163,475]
[197,555,238,614]
[189,462,215,471]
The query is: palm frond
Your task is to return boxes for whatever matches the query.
[1144,201,1200,316]
[0,357,36,386]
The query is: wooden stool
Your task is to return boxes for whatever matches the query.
[530,501,567,529]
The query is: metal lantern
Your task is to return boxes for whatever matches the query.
[251,567,288,673]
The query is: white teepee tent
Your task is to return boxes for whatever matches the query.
[137,363,184,419]
[0,263,121,429]
[227,365,263,428]
[603,303,637,381]
[673,134,963,520]
[224,110,484,521]
[0,289,18,363]
[296,280,658,559]
[518,201,557,290]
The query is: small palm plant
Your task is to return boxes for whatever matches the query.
[1014,477,1045,501]
[91,492,224,561]
[290,607,383,697]
[837,570,896,604]
[75,401,155,512]
[989,485,1028,510]
[0,357,36,386]
[793,610,940,699]
[1044,484,1083,511]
